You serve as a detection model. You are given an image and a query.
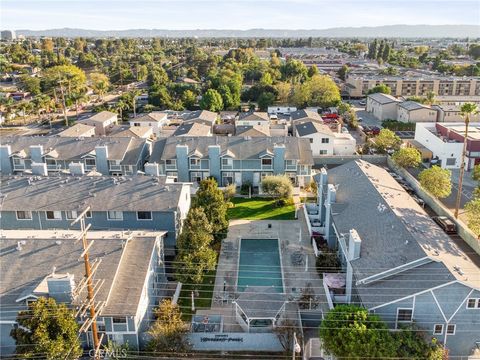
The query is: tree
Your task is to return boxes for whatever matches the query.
[337,65,350,81]
[10,297,82,360]
[392,147,421,168]
[181,89,197,110]
[68,91,88,121]
[257,92,275,111]
[307,65,320,77]
[175,207,217,284]
[19,74,41,95]
[419,166,452,199]
[367,83,391,95]
[275,82,291,104]
[223,184,236,201]
[319,305,397,358]
[127,89,141,118]
[425,91,436,106]
[273,319,300,354]
[307,75,341,108]
[454,103,479,218]
[373,129,401,153]
[261,175,293,203]
[465,198,480,237]
[473,164,480,181]
[469,44,480,59]
[114,99,129,120]
[147,299,190,354]
[200,89,223,112]
[89,72,110,100]
[193,178,229,243]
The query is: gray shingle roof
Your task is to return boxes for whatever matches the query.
[367,93,399,105]
[235,125,270,137]
[183,110,218,125]
[149,136,313,165]
[290,109,323,122]
[83,111,118,123]
[238,111,270,122]
[295,121,333,137]
[173,122,211,136]
[399,101,430,111]
[57,123,95,137]
[328,160,479,290]
[1,136,146,163]
[0,234,160,320]
[0,175,186,212]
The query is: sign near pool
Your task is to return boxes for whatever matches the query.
[189,333,283,351]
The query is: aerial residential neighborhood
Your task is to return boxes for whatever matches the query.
[1,1,480,359]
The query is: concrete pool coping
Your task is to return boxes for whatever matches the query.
[235,237,286,295]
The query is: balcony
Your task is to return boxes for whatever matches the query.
[323,273,347,309]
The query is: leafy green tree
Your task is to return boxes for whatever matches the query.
[373,129,402,153]
[337,65,350,81]
[260,72,273,86]
[275,82,292,104]
[392,147,421,168]
[469,44,480,59]
[181,89,197,110]
[89,72,110,100]
[394,325,447,359]
[147,299,191,354]
[175,207,217,284]
[367,83,391,95]
[193,178,229,242]
[257,92,276,111]
[261,175,293,203]
[307,65,320,77]
[419,166,452,199]
[473,164,480,181]
[19,74,41,95]
[465,198,480,236]
[281,59,308,83]
[10,297,82,360]
[307,74,341,108]
[319,305,397,358]
[200,89,223,112]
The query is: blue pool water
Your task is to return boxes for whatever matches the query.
[237,238,283,293]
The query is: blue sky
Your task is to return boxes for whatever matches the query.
[1,0,479,30]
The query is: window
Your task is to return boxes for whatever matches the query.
[85,210,92,218]
[446,158,456,166]
[222,172,234,186]
[45,158,57,168]
[467,298,480,309]
[112,317,126,324]
[222,158,233,168]
[107,211,123,221]
[261,158,272,166]
[166,159,176,165]
[190,172,203,183]
[433,324,443,335]
[396,308,413,324]
[319,150,328,155]
[66,211,77,220]
[309,138,313,143]
[321,138,330,144]
[190,158,199,166]
[16,211,32,220]
[46,211,62,220]
[85,158,96,168]
[134,122,141,127]
[137,211,152,220]
[446,324,456,335]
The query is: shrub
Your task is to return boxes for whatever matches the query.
[261,175,293,202]
[315,245,341,277]
[392,147,421,168]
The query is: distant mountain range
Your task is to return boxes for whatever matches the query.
[12,25,480,38]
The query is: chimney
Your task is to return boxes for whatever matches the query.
[175,144,189,182]
[317,167,328,223]
[324,184,337,248]
[145,162,160,176]
[68,162,85,176]
[207,145,221,183]
[348,229,362,261]
[273,143,285,174]
[47,274,75,304]
[0,145,13,174]
[94,146,109,175]
[31,162,48,176]
[29,145,44,163]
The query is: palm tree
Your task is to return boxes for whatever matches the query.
[454,103,479,218]
[425,91,436,106]
[115,99,129,121]
[69,92,89,121]
[128,89,142,118]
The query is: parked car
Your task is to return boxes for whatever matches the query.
[432,216,457,234]
[359,100,366,106]
[412,195,425,207]
[357,117,363,122]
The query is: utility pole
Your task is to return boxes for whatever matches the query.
[71,207,103,360]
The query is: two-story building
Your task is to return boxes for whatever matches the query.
[0,136,150,176]
[0,176,191,249]
[397,101,437,123]
[78,111,118,136]
[146,136,313,187]
[314,160,480,357]
[130,112,170,138]
[366,93,401,121]
[0,230,180,355]
[414,122,480,170]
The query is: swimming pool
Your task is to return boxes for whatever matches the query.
[237,238,284,293]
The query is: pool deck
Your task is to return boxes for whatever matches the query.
[198,207,328,332]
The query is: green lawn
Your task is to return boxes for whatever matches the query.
[177,268,217,321]
[227,197,296,220]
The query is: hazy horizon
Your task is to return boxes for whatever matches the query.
[2,0,479,31]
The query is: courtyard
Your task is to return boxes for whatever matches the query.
[227,197,296,220]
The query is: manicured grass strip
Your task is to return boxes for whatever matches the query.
[228,197,295,220]
[178,268,217,321]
